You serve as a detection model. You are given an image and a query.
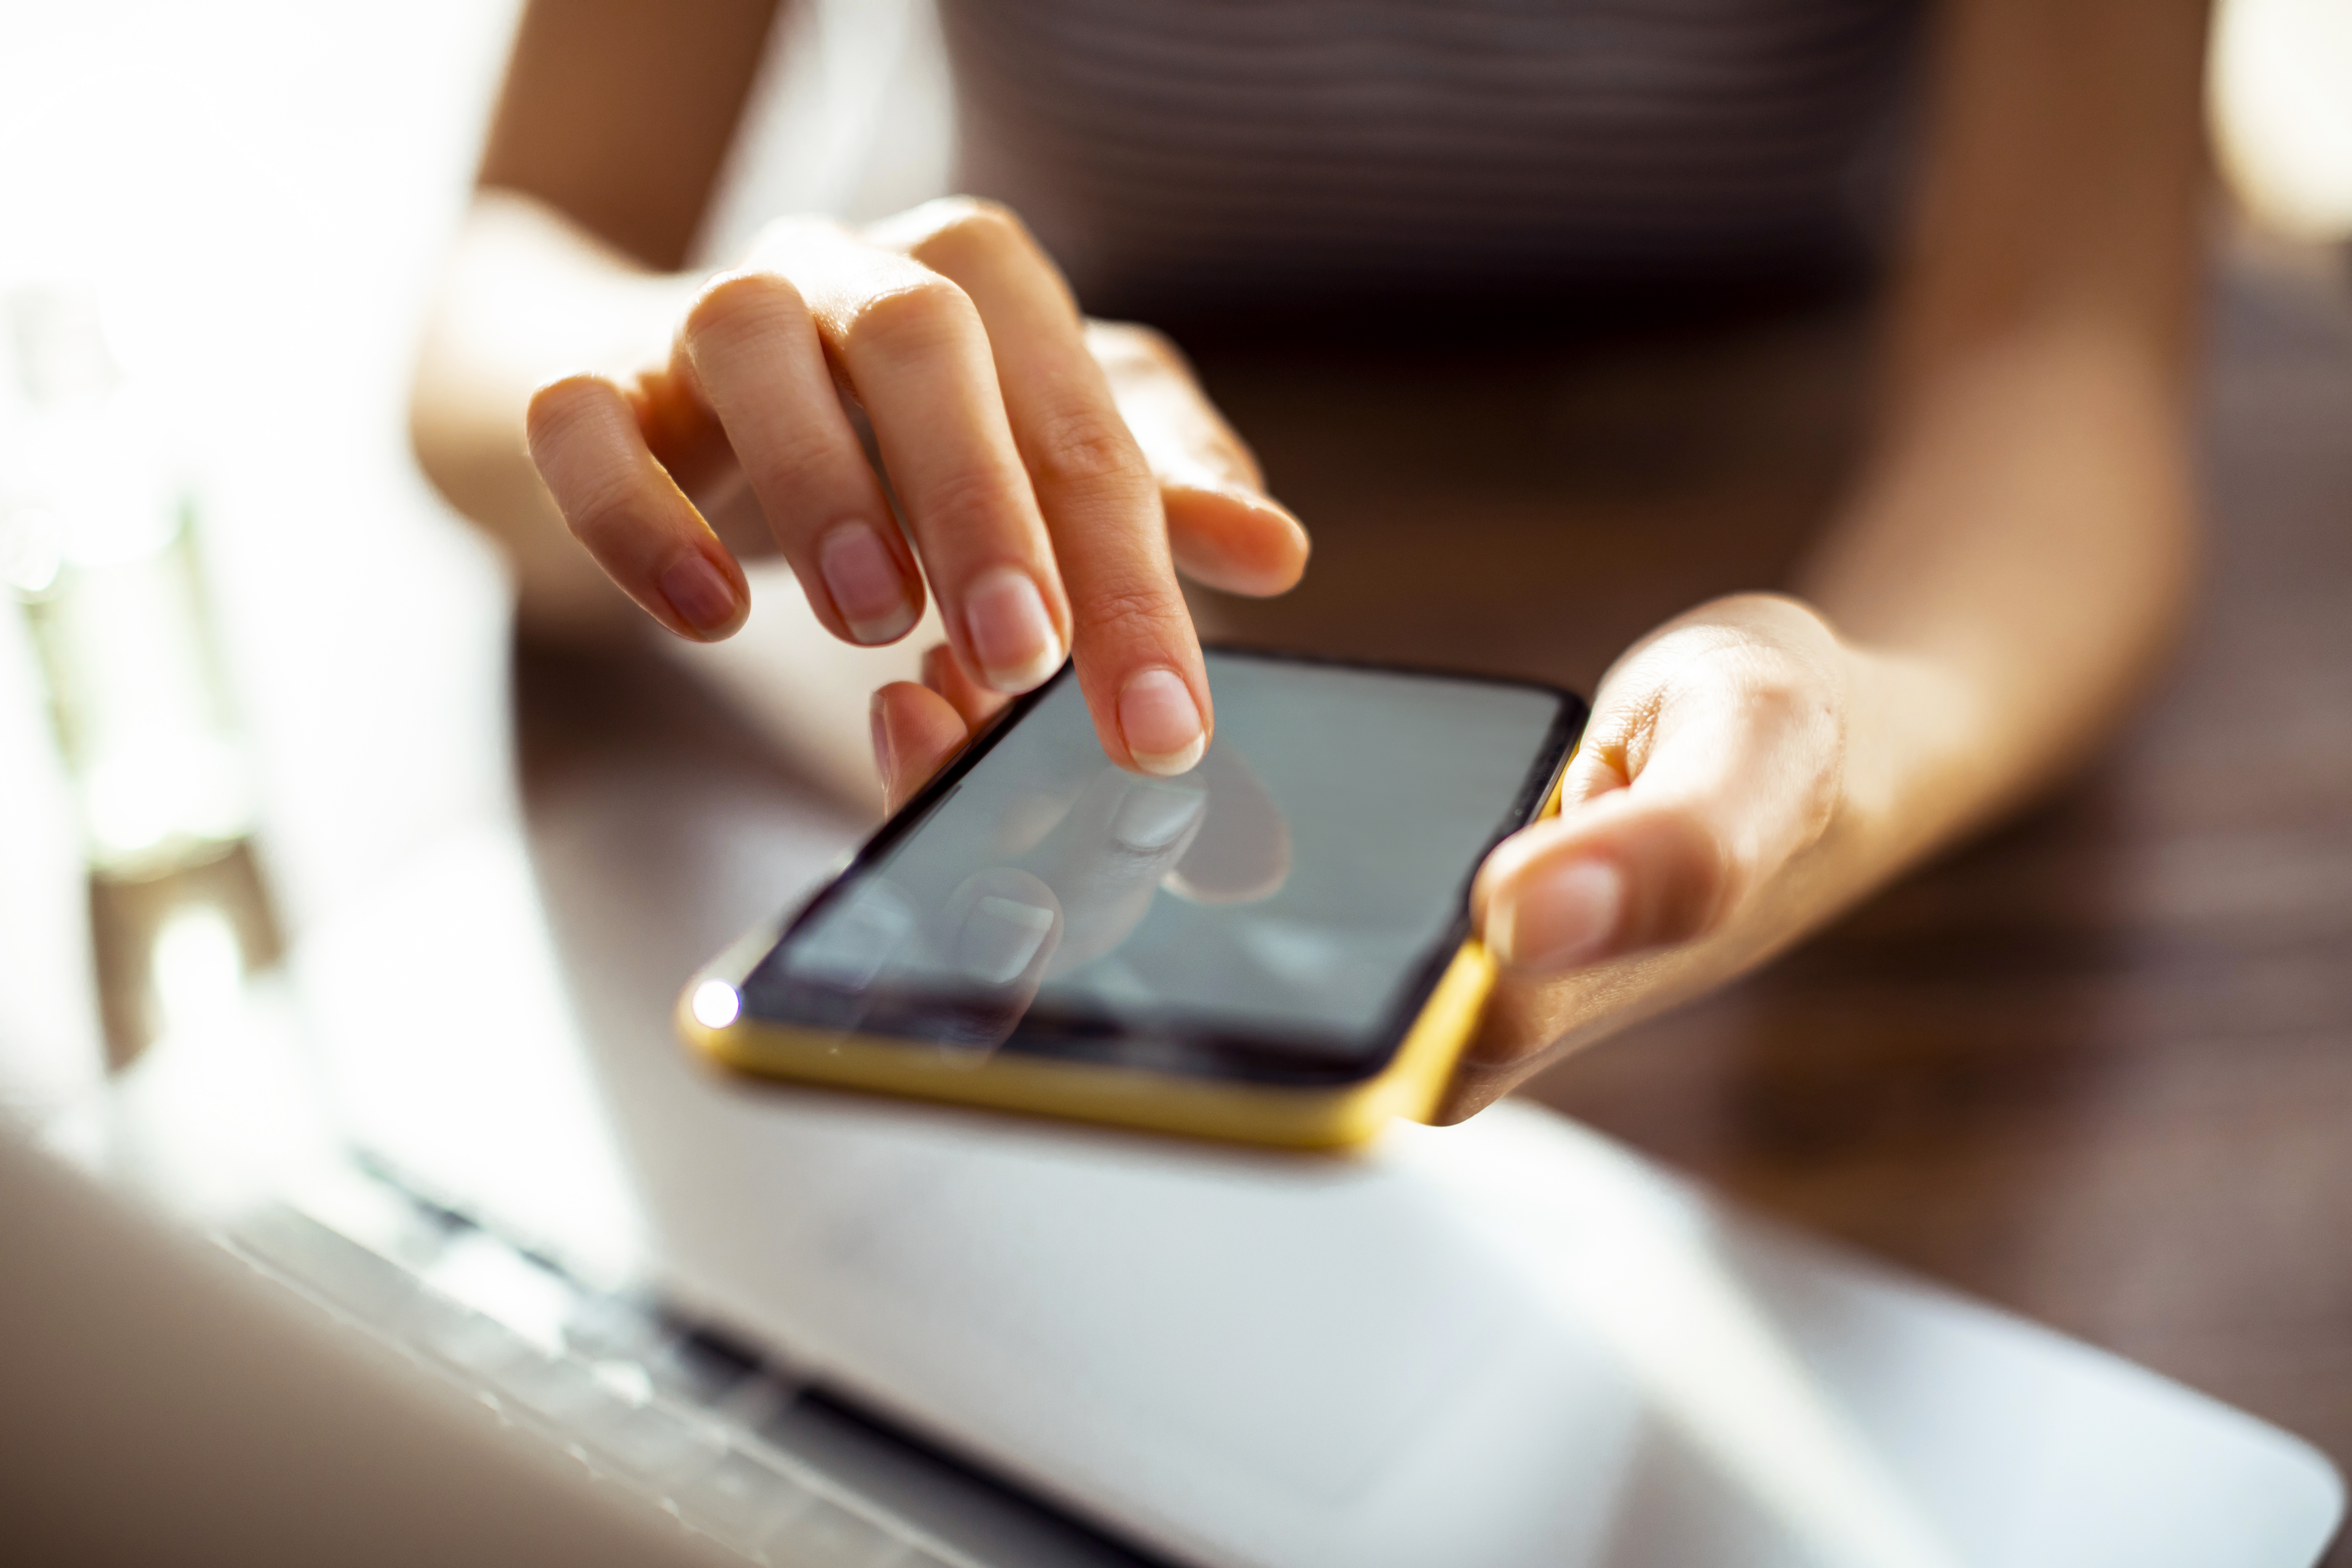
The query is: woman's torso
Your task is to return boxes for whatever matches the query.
[940,0,1924,318]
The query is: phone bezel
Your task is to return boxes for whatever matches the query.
[737,647,1587,1088]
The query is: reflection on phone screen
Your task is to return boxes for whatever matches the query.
[744,653,1573,1082]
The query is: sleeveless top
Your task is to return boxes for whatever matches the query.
[704,0,1925,320]
[939,0,1925,318]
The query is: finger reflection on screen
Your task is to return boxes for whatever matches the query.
[1164,745,1290,905]
[1037,769,1209,972]
[770,741,1295,1061]
[755,654,1569,1073]
[925,867,1063,1055]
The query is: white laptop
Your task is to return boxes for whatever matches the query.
[0,627,2339,1568]
[250,819,2339,1568]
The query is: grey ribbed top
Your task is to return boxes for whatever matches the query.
[939,0,1924,316]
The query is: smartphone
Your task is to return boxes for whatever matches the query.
[678,649,1586,1149]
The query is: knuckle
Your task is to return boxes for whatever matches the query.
[915,459,1027,542]
[1653,811,1745,945]
[1718,653,1846,835]
[1024,406,1153,493]
[932,196,1030,252]
[560,472,643,554]
[842,276,978,365]
[744,424,850,500]
[1726,660,1813,729]
[524,373,614,450]
[896,197,1040,273]
[1071,576,1185,645]
[683,270,809,357]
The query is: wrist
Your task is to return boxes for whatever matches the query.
[1818,626,1993,906]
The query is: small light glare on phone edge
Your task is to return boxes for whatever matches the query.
[692,978,741,1029]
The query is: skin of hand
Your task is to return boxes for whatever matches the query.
[498,195,1309,776]
[1449,595,1922,1118]
[420,0,2208,1119]
[869,601,1890,1105]
[870,0,2212,1118]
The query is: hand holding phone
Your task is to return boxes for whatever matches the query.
[682,650,1584,1148]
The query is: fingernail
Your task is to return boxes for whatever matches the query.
[963,565,1063,692]
[819,521,916,644]
[1118,668,1206,775]
[1494,857,1624,971]
[659,552,741,636]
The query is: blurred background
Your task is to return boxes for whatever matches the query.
[2,0,2351,1562]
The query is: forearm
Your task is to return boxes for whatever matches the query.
[1795,0,2210,893]
[409,190,690,634]
[1802,316,2198,882]
[1457,339,2199,1106]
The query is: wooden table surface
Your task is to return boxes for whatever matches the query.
[516,242,2352,1561]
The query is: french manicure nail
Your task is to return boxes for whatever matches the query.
[963,566,1064,692]
[659,552,741,636]
[1497,857,1624,972]
[819,521,916,644]
[1118,667,1206,776]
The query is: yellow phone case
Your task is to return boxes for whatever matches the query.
[679,715,1573,1151]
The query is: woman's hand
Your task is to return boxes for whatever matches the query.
[519,197,1307,775]
[873,592,1930,1120]
[1441,593,1913,1118]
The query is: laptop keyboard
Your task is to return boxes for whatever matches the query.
[222,1175,1163,1568]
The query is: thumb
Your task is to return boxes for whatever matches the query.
[1475,623,1845,973]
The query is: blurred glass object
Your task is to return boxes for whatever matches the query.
[2,285,280,1068]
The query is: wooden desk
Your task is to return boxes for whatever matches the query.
[517,246,2352,1558]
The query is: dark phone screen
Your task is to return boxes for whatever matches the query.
[741,652,1580,1084]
